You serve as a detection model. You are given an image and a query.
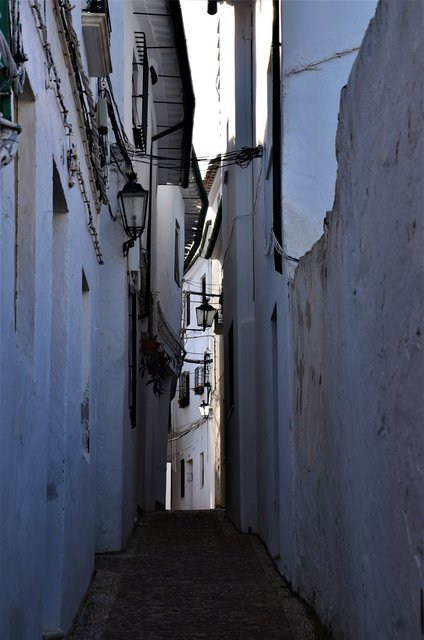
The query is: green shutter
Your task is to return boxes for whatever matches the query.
[0,0,11,120]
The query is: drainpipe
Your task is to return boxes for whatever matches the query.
[272,0,282,273]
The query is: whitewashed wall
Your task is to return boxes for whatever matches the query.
[154,185,185,332]
[281,0,376,263]
[289,2,423,637]
[0,2,103,636]
[221,0,377,541]
[170,256,219,511]
[95,0,144,553]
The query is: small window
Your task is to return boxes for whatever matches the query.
[194,366,204,395]
[178,371,190,407]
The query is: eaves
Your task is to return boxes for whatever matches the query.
[133,0,195,188]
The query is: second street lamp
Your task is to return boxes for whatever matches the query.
[199,400,211,418]
[195,301,217,331]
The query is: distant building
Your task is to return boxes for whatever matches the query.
[169,156,224,510]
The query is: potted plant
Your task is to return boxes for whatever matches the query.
[142,337,160,353]
[140,338,171,396]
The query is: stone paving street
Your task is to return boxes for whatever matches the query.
[66,511,323,640]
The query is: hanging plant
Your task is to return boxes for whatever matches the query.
[140,338,172,396]
[142,338,160,353]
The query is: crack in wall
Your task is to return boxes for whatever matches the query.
[283,47,360,78]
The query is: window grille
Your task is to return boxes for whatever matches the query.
[132,32,148,154]
[194,366,204,395]
[178,371,190,407]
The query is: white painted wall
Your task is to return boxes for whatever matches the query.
[0,2,102,636]
[289,2,423,637]
[154,185,185,331]
[95,0,142,553]
[220,0,422,637]
[281,0,376,263]
[1,1,196,636]
[170,255,221,511]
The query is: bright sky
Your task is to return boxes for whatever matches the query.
[180,0,221,174]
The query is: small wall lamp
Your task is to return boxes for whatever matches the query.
[118,172,148,256]
[199,400,211,418]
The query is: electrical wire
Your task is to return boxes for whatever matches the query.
[31,0,104,264]
[107,145,264,175]
[168,417,205,442]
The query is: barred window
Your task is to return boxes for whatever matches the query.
[178,371,190,407]
[194,367,204,395]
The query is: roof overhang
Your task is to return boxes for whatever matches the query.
[133,0,195,188]
[183,150,209,271]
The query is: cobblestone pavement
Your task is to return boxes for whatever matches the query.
[66,510,320,640]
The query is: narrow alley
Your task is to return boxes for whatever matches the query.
[66,511,320,640]
[1,0,422,638]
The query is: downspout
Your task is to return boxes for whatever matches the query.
[146,138,154,333]
[272,0,282,273]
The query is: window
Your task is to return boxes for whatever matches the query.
[174,221,181,285]
[178,371,190,407]
[194,366,204,395]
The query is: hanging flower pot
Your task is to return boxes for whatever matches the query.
[142,338,160,354]
[140,340,172,396]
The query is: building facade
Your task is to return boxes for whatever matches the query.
[0,1,195,637]
[170,157,224,511]
[216,0,423,638]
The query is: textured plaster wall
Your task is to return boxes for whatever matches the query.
[281,0,376,262]
[0,2,102,637]
[289,1,424,637]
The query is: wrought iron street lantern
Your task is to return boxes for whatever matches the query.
[199,400,211,418]
[118,172,148,255]
[195,300,216,331]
